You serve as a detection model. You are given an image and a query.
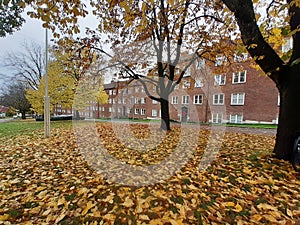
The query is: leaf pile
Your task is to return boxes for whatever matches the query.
[0,123,299,224]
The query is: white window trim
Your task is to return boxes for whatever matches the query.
[171,96,178,104]
[232,70,247,84]
[214,75,226,85]
[230,114,243,124]
[213,94,225,105]
[212,113,223,123]
[231,93,245,105]
[182,95,189,104]
[152,109,158,117]
[194,95,203,105]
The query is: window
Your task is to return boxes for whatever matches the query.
[212,113,223,123]
[194,95,203,104]
[109,107,112,112]
[141,87,145,93]
[213,94,224,105]
[231,93,245,105]
[196,59,205,69]
[141,108,146,115]
[230,114,243,124]
[232,70,247,84]
[135,87,140,93]
[127,108,131,114]
[183,80,191,89]
[109,90,113,95]
[171,96,178,104]
[118,98,121,104]
[182,95,189,104]
[194,78,204,88]
[101,107,105,112]
[135,98,139,104]
[123,88,127,96]
[113,90,117,95]
[152,109,158,117]
[135,108,139,114]
[122,98,126,104]
[109,98,112,104]
[234,53,248,62]
[282,37,293,53]
[183,67,191,77]
[118,108,122,113]
[278,94,280,106]
[141,98,146,104]
[215,56,226,66]
[214,75,226,85]
[152,100,158,104]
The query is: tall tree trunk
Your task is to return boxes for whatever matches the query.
[160,97,171,130]
[21,111,26,119]
[274,65,300,160]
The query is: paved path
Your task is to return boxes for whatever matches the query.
[224,126,276,136]
[0,118,13,123]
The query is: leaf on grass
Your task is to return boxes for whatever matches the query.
[122,197,134,207]
[0,214,9,221]
[82,201,95,215]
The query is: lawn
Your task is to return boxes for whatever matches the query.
[0,121,299,224]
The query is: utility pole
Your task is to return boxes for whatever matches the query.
[44,28,50,137]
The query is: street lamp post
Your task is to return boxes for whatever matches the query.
[44,28,50,137]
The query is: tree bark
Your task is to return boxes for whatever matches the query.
[160,97,171,130]
[274,64,300,160]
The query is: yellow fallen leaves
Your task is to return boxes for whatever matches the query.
[0,122,299,224]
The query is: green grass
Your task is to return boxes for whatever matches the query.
[0,119,72,137]
[226,123,277,129]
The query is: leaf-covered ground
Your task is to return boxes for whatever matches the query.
[0,123,299,224]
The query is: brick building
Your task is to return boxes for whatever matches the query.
[78,58,279,124]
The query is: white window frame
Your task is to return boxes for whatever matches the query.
[213,94,224,105]
[214,74,226,85]
[194,78,204,88]
[171,96,178,104]
[141,108,146,115]
[134,108,139,115]
[212,113,223,123]
[182,80,191,89]
[152,109,158,117]
[182,95,189,104]
[152,100,158,105]
[232,70,247,84]
[231,93,245,105]
[135,97,139,104]
[140,98,146,104]
[194,95,203,105]
[230,114,243,124]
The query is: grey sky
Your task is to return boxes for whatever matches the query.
[0,8,99,90]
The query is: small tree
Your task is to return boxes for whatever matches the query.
[0,81,31,119]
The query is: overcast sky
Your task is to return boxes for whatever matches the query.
[0,9,101,91]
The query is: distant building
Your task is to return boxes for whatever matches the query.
[0,105,8,118]
[56,59,280,124]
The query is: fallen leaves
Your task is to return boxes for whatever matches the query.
[0,122,299,224]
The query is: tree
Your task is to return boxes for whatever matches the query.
[77,0,234,130]
[220,0,300,161]
[0,0,27,37]
[26,60,76,114]
[2,41,44,90]
[0,81,31,119]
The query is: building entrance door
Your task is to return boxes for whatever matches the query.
[181,106,188,122]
